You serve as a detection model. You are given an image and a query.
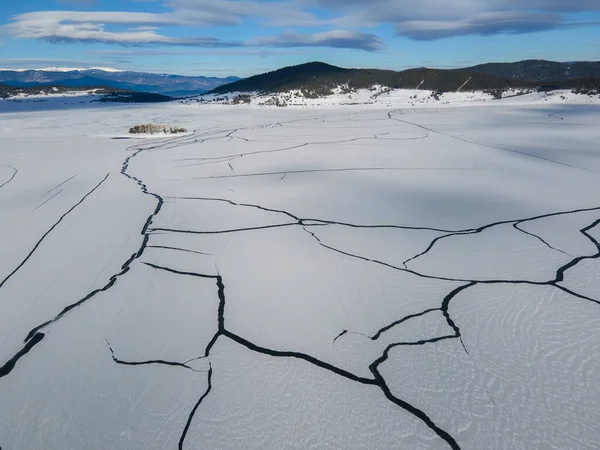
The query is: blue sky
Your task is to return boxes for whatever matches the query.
[0,0,599,77]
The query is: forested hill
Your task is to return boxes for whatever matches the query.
[210,62,526,95]
[461,60,600,82]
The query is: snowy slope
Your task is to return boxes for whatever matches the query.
[192,86,599,108]
[0,98,599,450]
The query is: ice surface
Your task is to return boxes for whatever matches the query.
[1,95,600,450]
[184,337,449,450]
[381,284,600,450]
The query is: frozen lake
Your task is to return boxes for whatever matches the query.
[1,97,599,449]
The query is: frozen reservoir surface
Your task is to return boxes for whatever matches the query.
[0,95,599,450]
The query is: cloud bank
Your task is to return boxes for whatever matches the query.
[2,0,599,50]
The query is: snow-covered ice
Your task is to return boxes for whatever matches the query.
[0,94,599,450]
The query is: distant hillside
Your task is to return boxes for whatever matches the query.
[461,60,600,82]
[0,68,240,96]
[0,84,173,103]
[210,62,528,96]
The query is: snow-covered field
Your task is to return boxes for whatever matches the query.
[0,94,599,450]
[0,90,116,113]
[195,86,600,108]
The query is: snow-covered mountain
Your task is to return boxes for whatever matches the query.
[0,68,240,97]
[209,61,600,98]
[0,67,125,73]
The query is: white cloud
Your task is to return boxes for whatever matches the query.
[2,11,238,46]
[251,30,383,51]
[395,11,563,40]
[3,0,600,48]
[167,0,318,27]
[3,3,385,51]
[309,0,600,36]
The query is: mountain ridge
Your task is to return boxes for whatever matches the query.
[0,68,240,97]
[3,59,598,100]
[209,60,600,96]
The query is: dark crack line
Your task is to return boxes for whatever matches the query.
[554,218,600,284]
[42,174,76,197]
[381,335,459,348]
[192,167,498,180]
[403,205,600,269]
[337,284,473,359]
[165,196,301,222]
[182,355,208,365]
[167,116,358,167]
[582,219,600,247]
[403,231,470,268]
[176,155,242,169]
[369,356,461,450]
[487,391,497,406]
[176,143,309,167]
[332,330,348,344]
[223,134,429,146]
[0,173,109,291]
[308,226,600,301]
[388,111,593,173]
[553,284,600,305]
[305,219,454,233]
[222,330,376,385]
[305,232,473,283]
[31,188,64,212]
[0,165,17,191]
[169,196,460,234]
[166,196,600,242]
[372,308,441,341]
[175,132,428,168]
[513,222,570,256]
[175,154,242,164]
[140,263,226,346]
[440,283,476,355]
[178,363,213,450]
[146,245,213,256]
[106,340,201,372]
[367,285,472,449]
[0,333,45,379]
[142,262,218,280]
[148,223,302,235]
[135,115,332,155]
[128,130,201,153]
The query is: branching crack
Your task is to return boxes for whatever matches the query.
[0,173,110,291]
[106,340,203,372]
[0,165,17,191]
